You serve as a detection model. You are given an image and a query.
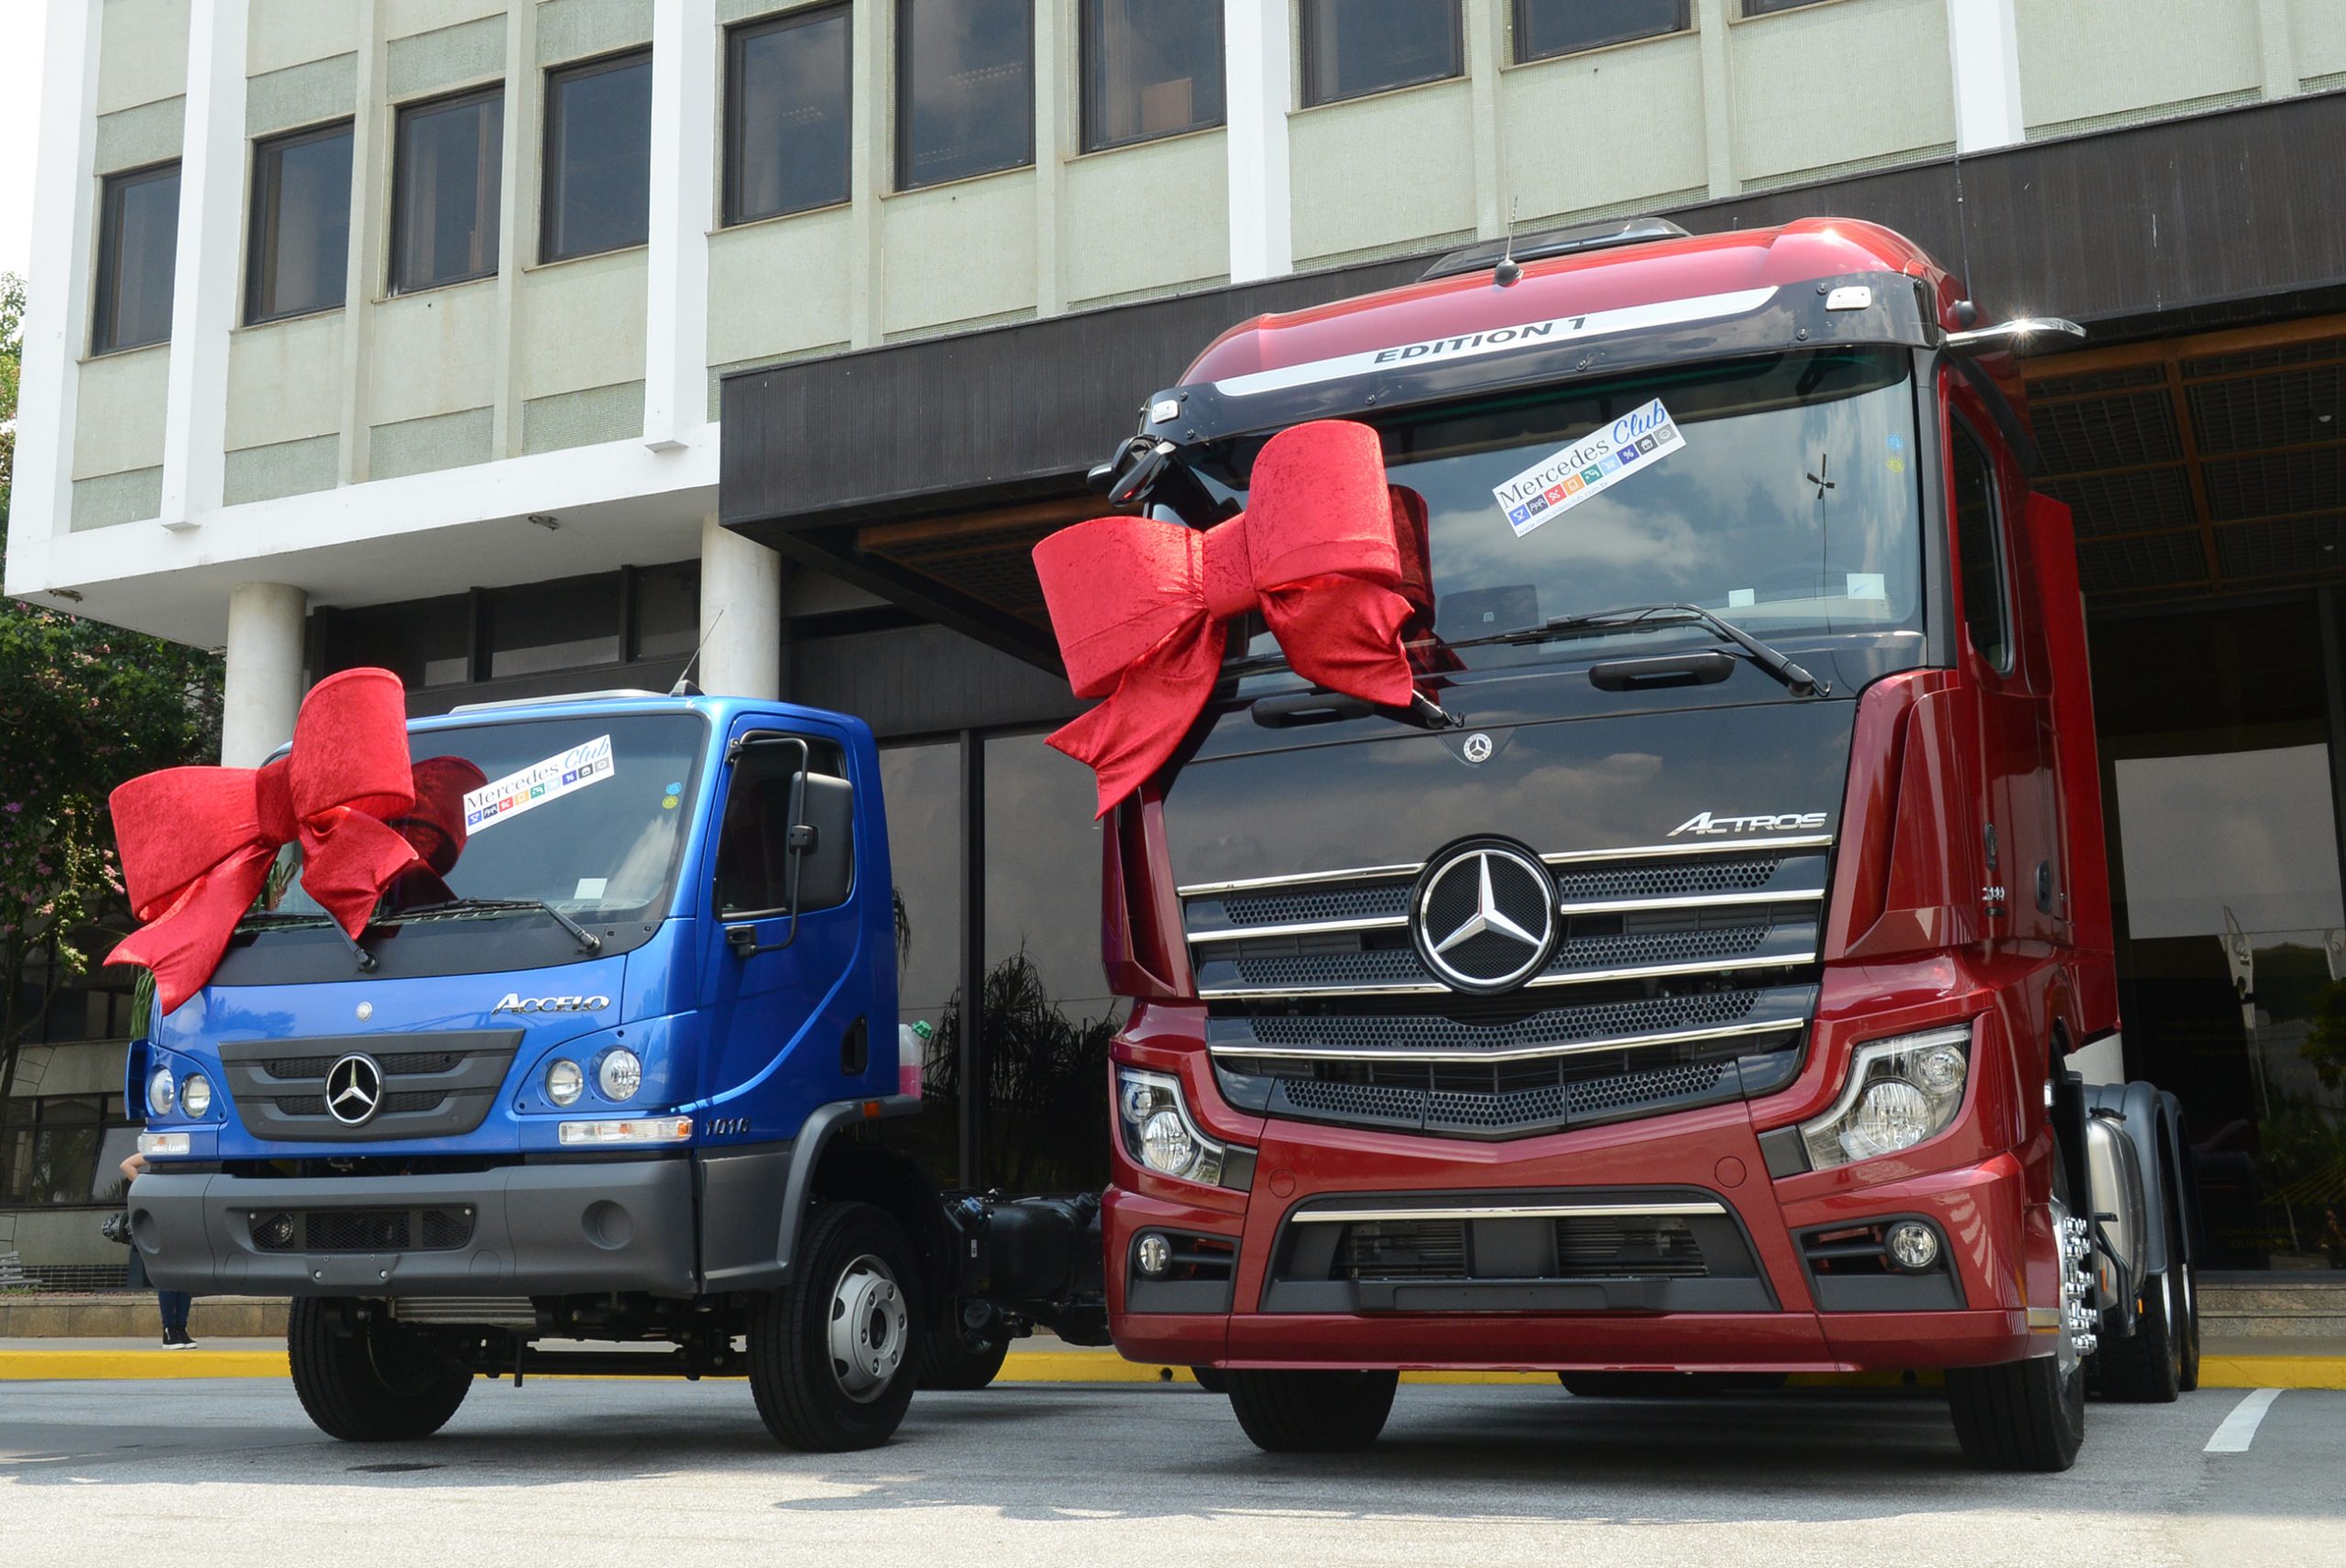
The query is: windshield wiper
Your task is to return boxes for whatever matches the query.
[390,897,604,954]
[1451,603,1831,697]
[233,908,378,973]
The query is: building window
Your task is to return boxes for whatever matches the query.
[391,86,503,293]
[1300,0,1463,107]
[0,1094,136,1208]
[1515,0,1687,62]
[92,162,180,354]
[1742,0,1831,15]
[726,5,852,224]
[542,49,653,263]
[247,121,353,323]
[487,576,623,678]
[895,0,1034,191]
[629,562,702,661]
[1080,0,1224,152]
[1950,422,2011,673]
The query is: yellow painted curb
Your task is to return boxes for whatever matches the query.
[2198,1354,2346,1391]
[0,1350,288,1380]
[5,1347,2341,1391]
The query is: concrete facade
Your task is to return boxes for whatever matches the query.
[14,0,2324,651]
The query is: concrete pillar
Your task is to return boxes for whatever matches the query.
[697,517,784,700]
[1946,0,2025,152]
[221,583,309,766]
[1224,0,1293,283]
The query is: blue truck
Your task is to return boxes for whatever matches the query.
[124,690,1104,1449]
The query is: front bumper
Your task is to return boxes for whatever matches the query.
[1107,1104,2043,1375]
[129,1159,699,1299]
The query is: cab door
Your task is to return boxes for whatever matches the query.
[696,720,869,1135]
[1947,403,2065,948]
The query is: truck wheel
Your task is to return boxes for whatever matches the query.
[915,1319,1011,1391]
[1223,1369,1398,1453]
[2093,1265,2181,1404]
[1946,1154,2088,1471]
[287,1297,472,1442]
[748,1200,922,1451]
[1558,1372,1787,1397]
[1190,1365,1229,1393]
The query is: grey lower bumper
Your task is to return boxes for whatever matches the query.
[129,1161,699,1299]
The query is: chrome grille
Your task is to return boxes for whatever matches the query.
[1188,836,1828,1140]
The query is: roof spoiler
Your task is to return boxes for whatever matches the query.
[1420,217,1692,282]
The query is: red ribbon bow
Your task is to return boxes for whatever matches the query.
[1033,420,1420,816]
[106,668,432,1016]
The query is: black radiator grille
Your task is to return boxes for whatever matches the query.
[248,1207,477,1254]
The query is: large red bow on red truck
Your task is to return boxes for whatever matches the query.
[1032,419,1420,815]
[106,667,428,1014]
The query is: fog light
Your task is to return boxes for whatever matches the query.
[1135,1233,1173,1277]
[181,1073,212,1117]
[254,1212,296,1249]
[1886,1220,1941,1272]
[546,1058,584,1106]
[597,1048,642,1101]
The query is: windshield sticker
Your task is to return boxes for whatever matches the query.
[1206,288,1777,400]
[1491,397,1684,538]
[462,735,615,834]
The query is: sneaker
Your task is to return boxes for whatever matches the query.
[161,1327,192,1349]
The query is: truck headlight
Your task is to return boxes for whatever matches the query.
[181,1073,213,1117]
[1115,1068,1223,1185]
[147,1067,176,1117]
[597,1048,642,1101]
[546,1059,584,1106]
[1799,1025,1972,1168]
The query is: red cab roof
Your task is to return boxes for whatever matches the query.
[1181,217,1964,389]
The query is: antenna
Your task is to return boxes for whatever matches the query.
[1494,196,1522,287]
[670,606,725,696]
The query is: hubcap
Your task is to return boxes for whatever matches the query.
[827,1253,908,1403]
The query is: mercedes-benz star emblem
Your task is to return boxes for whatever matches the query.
[1462,732,1495,764]
[324,1053,385,1125]
[1410,839,1559,994]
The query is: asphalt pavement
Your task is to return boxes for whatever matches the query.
[1,1375,2337,1566]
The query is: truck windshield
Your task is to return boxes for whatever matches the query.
[269,710,710,927]
[1192,347,1923,670]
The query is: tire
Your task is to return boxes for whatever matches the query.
[1224,1369,1398,1453]
[287,1297,473,1442]
[1190,1365,1229,1394]
[1558,1372,1787,1397]
[1946,1131,2087,1471]
[1946,1353,2085,1472]
[915,1317,1012,1391]
[2094,1266,2181,1403]
[748,1201,923,1451]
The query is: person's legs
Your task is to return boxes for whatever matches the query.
[157,1290,192,1346]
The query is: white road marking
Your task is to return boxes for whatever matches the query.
[2204,1387,2283,1453]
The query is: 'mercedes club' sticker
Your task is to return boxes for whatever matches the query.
[1492,398,1684,538]
[463,735,615,833]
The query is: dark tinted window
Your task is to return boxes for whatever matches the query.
[1081,0,1224,152]
[727,5,852,223]
[1515,0,1686,61]
[1301,0,1463,106]
[488,576,623,677]
[1951,422,2012,672]
[716,740,850,916]
[1743,0,1830,14]
[93,162,180,354]
[630,561,701,660]
[542,49,652,262]
[247,122,353,323]
[392,87,503,291]
[334,595,473,688]
[896,0,1033,190]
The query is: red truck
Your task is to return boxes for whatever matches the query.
[1069,217,2199,1471]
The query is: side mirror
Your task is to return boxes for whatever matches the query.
[721,735,855,959]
